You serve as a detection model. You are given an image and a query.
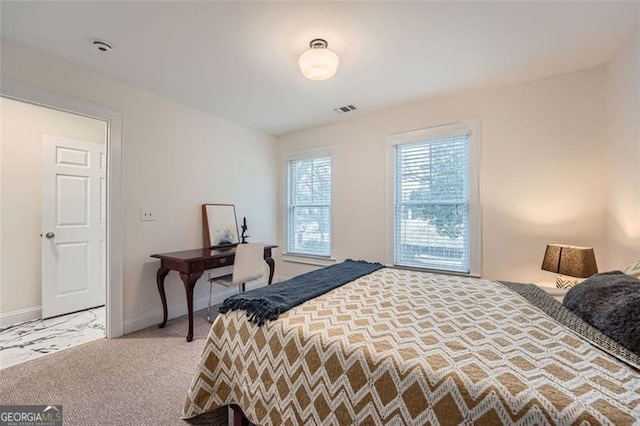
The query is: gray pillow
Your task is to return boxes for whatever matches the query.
[564,271,640,355]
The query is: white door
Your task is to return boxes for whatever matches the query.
[42,135,106,318]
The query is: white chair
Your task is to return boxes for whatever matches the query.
[207,242,265,322]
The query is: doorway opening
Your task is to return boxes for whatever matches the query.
[0,98,106,368]
[0,80,123,368]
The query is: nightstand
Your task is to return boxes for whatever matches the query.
[536,283,569,303]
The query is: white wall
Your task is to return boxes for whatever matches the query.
[605,29,640,268]
[0,43,278,331]
[0,98,106,318]
[278,66,608,284]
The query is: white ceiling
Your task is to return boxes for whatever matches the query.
[1,1,638,135]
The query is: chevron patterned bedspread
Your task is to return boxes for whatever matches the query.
[183,268,640,425]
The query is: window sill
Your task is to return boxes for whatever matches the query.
[282,254,337,267]
[390,264,481,278]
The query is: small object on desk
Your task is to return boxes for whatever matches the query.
[240,216,250,244]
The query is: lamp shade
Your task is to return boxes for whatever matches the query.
[298,39,339,81]
[541,244,598,278]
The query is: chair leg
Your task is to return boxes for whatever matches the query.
[207,281,213,323]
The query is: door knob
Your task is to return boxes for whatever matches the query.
[45,232,55,239]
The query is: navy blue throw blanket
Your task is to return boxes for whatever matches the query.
[219,259,385,326]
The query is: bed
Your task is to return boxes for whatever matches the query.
[183,266,640,425]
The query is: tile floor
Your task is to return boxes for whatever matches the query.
[0,306,105,369]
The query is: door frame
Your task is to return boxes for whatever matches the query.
[1,78,124,338]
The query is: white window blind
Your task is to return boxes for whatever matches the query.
[394,131,471,272]
[287,155,331,257]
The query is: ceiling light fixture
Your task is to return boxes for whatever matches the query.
[298,39,339,81]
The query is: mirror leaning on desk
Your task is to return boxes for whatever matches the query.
[202,203,240,247]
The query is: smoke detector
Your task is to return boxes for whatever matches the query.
[93,40,112,53]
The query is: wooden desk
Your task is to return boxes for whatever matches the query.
[151,244,277,341]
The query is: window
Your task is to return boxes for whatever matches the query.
[390,121,480,274]
[286,155,332,257]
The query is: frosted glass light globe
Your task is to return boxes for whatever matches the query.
[298,40,339,81]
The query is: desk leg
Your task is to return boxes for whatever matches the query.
[265,257,275,284]
[156,267,170,328]
[179,271,203,342]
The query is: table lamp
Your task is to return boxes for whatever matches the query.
[541,244,598,288]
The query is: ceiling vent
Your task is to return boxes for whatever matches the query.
[93,40,112,53]
[333,104,357,114]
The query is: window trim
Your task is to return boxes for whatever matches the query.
[386,119,482,276]
[283,147,334,261]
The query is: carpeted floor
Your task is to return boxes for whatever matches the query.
[0,307,225,426]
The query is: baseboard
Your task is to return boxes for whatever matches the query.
[0,277,284,333]
[0,306,42,328]
[123,279,270,335]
